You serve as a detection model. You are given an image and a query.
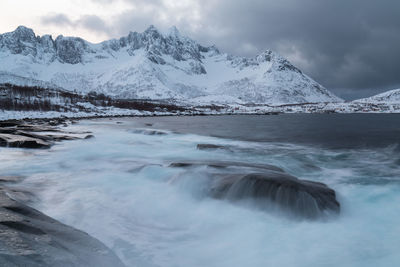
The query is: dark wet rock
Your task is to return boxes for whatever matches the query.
[43,135,81,142]
[0,121,95,149]
[0,133,52,149]
[47,119,65,126]
[145,123,153,127]
[169,162,197,168]
[196,144,230,150]
[169,160,284,172]
[0,176,23,183]
[0,221,46,235]
[13,131,55,141]
[15,125,60,132]
[0,188,125,267]
[211,171,340,219]
[169,160,339,219]
[0,120,21,128]
[132,129,167,135]
[0,128,18,134]
[84,134,95,139]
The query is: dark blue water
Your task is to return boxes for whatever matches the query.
[129,114,400,148]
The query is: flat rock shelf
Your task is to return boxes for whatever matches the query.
[0,180,125,267]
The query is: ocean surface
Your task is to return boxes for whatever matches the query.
[1,114,400,267]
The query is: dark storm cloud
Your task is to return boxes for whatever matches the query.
[41,0,400,99]
[189,0,400,99]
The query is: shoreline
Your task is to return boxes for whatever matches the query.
[2,109,400,124]
[1,115,398,266]
[0,177,125,267]
[0,119,127,266]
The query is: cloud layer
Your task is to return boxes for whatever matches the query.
[37,0,400,99]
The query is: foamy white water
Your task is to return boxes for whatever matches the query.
[1,118,400,267]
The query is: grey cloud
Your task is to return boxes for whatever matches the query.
[41,13,74,27]
[41,13,111,34]
[41,0,400,99]
[77,15,110,34]
[186,0,400,99]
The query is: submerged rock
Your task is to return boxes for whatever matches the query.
[169,160,284,172]
[0,176,23,183]
[132,129,167,135]
[211,171,340,219]
[84,134,95,139]
[196,144,230,151]
[0,189,125,267]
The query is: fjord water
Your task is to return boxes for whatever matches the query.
[2,114,400,267]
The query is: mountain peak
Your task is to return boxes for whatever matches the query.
[144,25,159,34]
[168,26,181,38]
[355,88,400,103]
[14,25,34,34]
[12,25,36,41]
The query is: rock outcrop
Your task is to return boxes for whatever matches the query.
[0,121,120,266]
[170,160,339,219]
[0,119,93,149]
[0,182,125,267]
[211,171,340,219]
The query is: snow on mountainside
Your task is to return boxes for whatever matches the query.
[354,88,400,103]
[0,25,342,104]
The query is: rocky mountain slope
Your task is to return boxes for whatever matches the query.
[0,26,342,105]
[354,88,400,103]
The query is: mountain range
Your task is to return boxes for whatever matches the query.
[0,25,343,105]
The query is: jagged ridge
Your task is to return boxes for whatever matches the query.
[0,25,342,104]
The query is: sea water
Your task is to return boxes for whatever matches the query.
[1,114,400,267]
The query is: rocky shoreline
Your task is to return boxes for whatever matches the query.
[0,119,126,266]
[0,116,342,265]
[0,118,94,149]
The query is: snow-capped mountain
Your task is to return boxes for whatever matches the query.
[354,88,400,103]
[0,25,342,104]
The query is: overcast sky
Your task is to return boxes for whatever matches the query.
[1,0,399,99]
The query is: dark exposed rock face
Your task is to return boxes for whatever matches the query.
[0,119,93,149]
[55,36,92,64]
[0,133,51,148]
[211,171,340,219]
[0,187,125,267]
[169,160,339,219]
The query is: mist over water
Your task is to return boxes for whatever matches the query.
[1,115,400,267]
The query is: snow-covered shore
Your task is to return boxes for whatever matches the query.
[2,100,400,122]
